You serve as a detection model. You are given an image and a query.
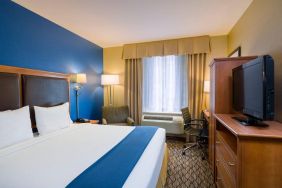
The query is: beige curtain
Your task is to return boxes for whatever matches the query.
[187,53,207,119]
[124,58,143,124]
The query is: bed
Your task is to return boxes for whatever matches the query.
[0,65,168,188]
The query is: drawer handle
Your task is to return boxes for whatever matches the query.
[228,162,235,166]
[217,177,222,180]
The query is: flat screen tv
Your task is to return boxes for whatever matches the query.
[232,55,274,125]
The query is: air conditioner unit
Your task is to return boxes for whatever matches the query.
[141,112,184,135]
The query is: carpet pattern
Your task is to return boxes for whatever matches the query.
[165,140,215,188]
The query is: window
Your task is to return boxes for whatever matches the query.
[142,55,188,113]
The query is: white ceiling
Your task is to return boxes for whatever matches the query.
[14,0,253,48]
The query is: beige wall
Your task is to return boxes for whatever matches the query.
[103,36,228,107]
[207,35,228,79]
[205,35,228,108]
[228,0,282,121]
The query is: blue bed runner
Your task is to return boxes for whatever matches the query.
[67,126,158,188]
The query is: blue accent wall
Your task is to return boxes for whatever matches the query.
[0,0,103,120]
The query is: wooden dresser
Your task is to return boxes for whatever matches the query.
[209,56,257,171]
[214,114,282,188]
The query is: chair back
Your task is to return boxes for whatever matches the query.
[181,107,192,125]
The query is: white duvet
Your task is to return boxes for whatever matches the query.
[0,124,165,188]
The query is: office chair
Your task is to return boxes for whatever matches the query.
[181,107,208,158]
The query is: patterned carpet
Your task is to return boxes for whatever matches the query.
[165,139,215,188]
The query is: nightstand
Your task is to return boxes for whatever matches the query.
[74,120,100,125]
[90,120,99,124]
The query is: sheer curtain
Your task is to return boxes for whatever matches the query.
[142,55,188,113]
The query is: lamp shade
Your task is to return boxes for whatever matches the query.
[101,74,119,85]
[204,80,210,93]
[71,73,87,84]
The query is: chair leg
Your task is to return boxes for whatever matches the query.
[198,141,208,160]
[182,143,197,155]
[182,137,209,158]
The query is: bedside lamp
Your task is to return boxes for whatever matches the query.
[101,74,119,105]
[204,80,210,93]
[71,73,87,122]
[204,80,210,111]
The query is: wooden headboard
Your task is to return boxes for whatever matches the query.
[0,65,70,131]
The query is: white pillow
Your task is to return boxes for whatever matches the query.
[34,102,72,135]
[0,106,33,149]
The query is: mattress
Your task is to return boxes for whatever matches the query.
[0,124,165,188]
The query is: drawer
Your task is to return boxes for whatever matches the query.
[216,156,236,188]
[216,166,225,188]
[216,133,237,178]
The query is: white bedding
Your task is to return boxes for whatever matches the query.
[0,124,165,188]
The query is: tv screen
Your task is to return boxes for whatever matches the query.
[233,55,274,121]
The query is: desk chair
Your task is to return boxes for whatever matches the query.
[181,107,208,158]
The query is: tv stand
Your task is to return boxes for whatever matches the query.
[232,116,268,126]
[214,114,282,188]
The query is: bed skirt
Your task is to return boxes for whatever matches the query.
[156,143,169,188]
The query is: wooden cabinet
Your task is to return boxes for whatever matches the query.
[214,114,282,188]
[209,56,282,187]
[209,56,257,171]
